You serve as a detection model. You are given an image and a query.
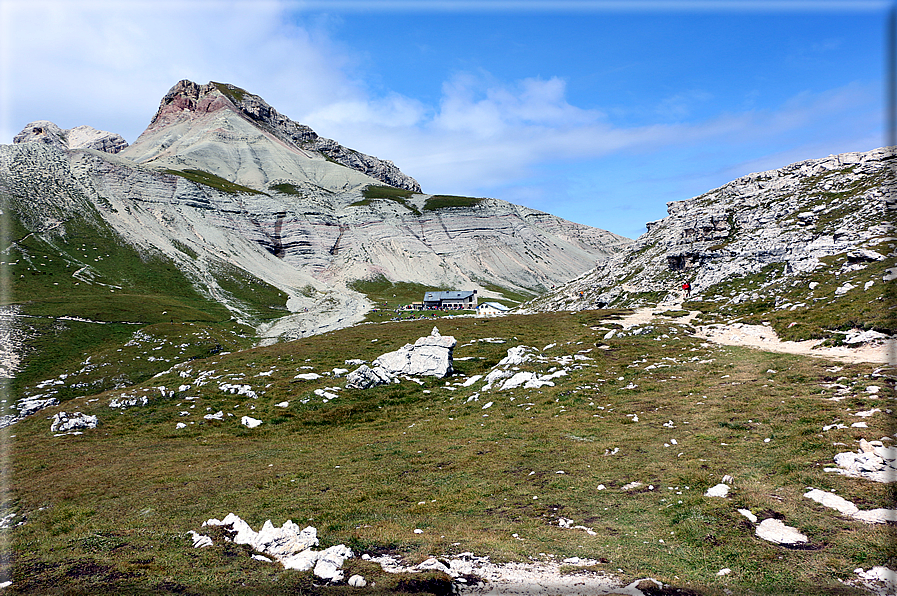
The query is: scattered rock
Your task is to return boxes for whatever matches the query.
[109,396,148,408]
[755,518,808,545]
[50,411,98,434]
[825,440,897,483]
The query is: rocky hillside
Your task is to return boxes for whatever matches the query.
[524,147,895,343]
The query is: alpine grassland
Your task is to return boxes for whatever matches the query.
[5,309,894,595]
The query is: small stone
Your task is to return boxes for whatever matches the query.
[348,574,367,587]
[241,416,262,428]
[704,483,729,498]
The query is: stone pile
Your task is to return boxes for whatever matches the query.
[50,411,98,434]
[196,514,354,581]
[825,438,897,483]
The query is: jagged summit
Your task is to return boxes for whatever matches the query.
[124,80,421,192]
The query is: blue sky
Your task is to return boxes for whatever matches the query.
[1,0,891,237]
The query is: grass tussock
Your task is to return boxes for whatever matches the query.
[423,195,485,211]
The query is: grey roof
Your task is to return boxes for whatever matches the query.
[477,302,510,311]
[424,291,475,301]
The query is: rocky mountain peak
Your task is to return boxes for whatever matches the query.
[137,79,421,192]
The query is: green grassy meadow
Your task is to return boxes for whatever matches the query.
[5,310,895,595]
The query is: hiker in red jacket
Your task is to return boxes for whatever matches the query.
[682,281,691,298]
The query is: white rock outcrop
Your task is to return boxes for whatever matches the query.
[14,120,128,154]
[825,439,897,483]
[50,411,98,433]
[372,327,456,378]
[524,146,894,320]
[202,514,353,579]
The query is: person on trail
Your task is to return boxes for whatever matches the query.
[682,281,691,298]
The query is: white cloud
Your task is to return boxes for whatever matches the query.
[1,0,359,142]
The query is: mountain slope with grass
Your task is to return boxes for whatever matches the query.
[524,146,896,347]
[4,84,896,596]
[6,308,895,595]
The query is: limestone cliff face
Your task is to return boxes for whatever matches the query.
[525,147,895,316]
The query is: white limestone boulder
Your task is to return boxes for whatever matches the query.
[348,574,367,587]
[241,416,263,428]
[345,364,394,389]
[313,544,354,581]
[372,327,456,378]
[704,483,730,498]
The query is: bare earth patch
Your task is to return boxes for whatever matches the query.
[693,322,893,365]
[602,302,893,365]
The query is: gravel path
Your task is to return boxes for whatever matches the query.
[601,297,892,365]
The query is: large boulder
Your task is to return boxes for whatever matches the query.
[372,327,456,378]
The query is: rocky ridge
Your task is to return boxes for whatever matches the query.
[523,147,895,343]
[13,120,128,154]
[2,83,630,347]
